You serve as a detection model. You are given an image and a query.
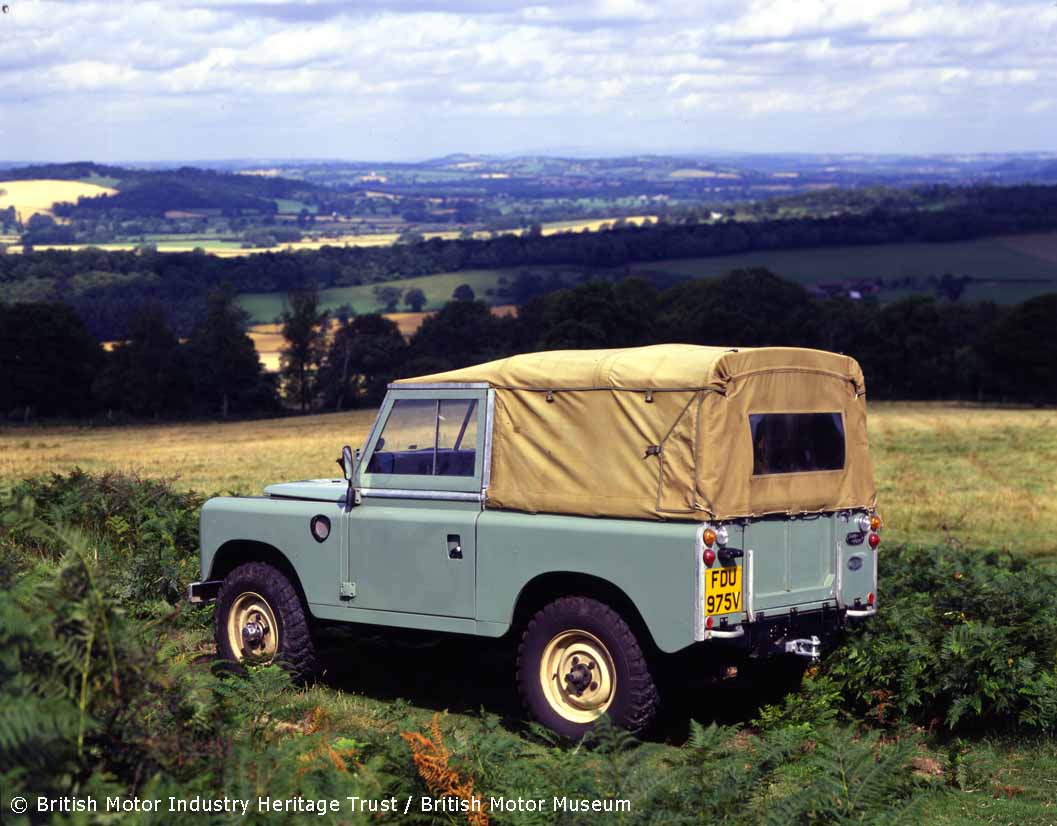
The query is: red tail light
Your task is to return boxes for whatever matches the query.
[868,592,876,606]
[868,533,880,549]
[703,548,716,566]
[706,616,714,630]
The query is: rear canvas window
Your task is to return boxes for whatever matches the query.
[749,412,845,475]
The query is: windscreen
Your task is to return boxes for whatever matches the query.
[749,412,845,475]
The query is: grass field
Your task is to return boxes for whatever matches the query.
[239,264,558,321]
[0,178,117,222]
[629,234,1057,305]
[2,403,1054,560]
[235,233,1057,323]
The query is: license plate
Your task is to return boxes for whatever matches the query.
[705,565,742,616]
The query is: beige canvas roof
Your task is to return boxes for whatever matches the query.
[398,345,876,521]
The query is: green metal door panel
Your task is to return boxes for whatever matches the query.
[476,511,700,653]
[201,496,347,607]
[744,515,837,612]
[348,497,480,618]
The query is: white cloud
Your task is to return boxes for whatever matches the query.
[2,0,1055,158]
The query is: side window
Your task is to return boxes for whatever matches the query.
[437,399,478,477]
[749,412,845,475]
[366,398,478,477]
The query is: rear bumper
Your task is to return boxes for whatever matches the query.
[705,604,866,657]
[187,580,222,604]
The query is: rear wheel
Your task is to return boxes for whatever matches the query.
[214,561,318,681]
[517,595,659,739]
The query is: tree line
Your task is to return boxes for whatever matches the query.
[5,183,1057,341]
[3,269,1055,422]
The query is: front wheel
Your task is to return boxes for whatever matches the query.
[517,596,659,739]
[214,561,318,681]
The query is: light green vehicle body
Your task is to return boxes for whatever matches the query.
[197,384,877,655]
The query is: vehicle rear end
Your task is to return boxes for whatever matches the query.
[693,388,881,659]
[695,509,881,659]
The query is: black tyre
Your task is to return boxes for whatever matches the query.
[214,561,318,681]
[517,595,659,739]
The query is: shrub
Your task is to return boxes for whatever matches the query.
[4,470,204,606]
[825,544,1057,732]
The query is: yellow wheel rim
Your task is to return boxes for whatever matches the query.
[539,629,616,723]
[226,591,279,661]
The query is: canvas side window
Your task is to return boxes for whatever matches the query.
[366,398,478,477]
[749,412,845,475]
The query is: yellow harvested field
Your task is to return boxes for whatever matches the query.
[27,216,658,257]
[1,402,1054,559]
[0,179,117,221]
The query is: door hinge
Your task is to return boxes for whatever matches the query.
[340,581,357,600]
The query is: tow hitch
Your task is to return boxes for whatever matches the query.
[784,635,822,661]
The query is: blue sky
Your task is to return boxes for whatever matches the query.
[2,0,1055,161]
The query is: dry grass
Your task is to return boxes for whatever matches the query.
[1,402,1054,557]
[0,409,378,494]
[0,179,117,222]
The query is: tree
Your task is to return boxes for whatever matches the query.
[0,302,103,420]
[981,293,1057,403]
[184,287,278,418]
[404,287,427,312]
[279,286,329,413]
[407,300,512,373]
[373,285,403,313]
[92,303,192,418]
[452,283,475,302]
[319,314,408,409]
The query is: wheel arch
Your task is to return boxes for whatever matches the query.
[209,540,309,609]
[510,571,660,656]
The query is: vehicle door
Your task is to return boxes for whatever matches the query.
[349,387,488,619]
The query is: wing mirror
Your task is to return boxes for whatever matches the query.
[340,445,355,481]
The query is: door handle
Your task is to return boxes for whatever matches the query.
[447,534,463,560]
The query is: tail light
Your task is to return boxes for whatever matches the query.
[868,533,880,550]
[705,616,714,630]
[703,548,716,566]
[703,528,716,547]
[868,592,876,606]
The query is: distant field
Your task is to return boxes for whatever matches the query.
[239,267,558,322]
[20,215,656,257]
[0,178,117,222]
[236,233,1057,322]
[630,234,1057,304]
[2,403,1054,560]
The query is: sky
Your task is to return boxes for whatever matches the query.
[1,0,1055,162]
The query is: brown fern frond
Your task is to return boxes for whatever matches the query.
[401,714,489,826]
